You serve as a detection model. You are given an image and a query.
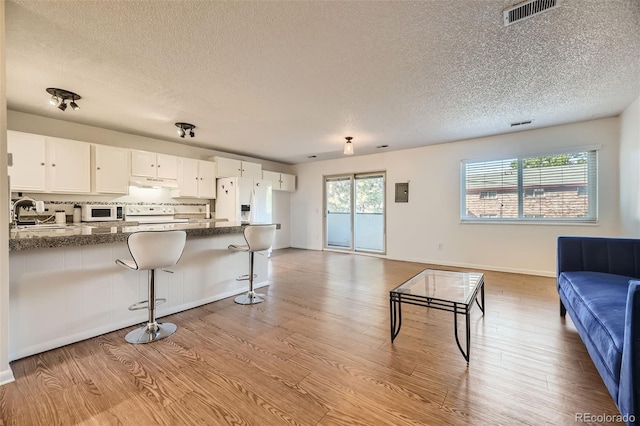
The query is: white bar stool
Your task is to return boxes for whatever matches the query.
[116,230,187,344]
[228,224,276,305]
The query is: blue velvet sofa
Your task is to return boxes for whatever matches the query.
[557,236,640,424]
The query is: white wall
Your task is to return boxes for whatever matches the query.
[291,117,622,276]
[0,1,14,385]
[620,95,640,237]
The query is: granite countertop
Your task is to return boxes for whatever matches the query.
[8,219,278,251]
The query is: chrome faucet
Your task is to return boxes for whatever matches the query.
[11,197,37,227]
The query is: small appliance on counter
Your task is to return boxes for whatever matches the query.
[124,205,189,225]
[81,204,124,222]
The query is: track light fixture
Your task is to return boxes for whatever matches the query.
[343,136,354,155]
[175,122,196,138]
[46,88,81,112]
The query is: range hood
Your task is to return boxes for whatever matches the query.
[129,176,179,189]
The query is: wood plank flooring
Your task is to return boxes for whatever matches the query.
[0,248,621,425]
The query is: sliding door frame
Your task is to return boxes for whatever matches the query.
[323,171,387,255]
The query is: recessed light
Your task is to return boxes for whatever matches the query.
[307,155,317,158]
[510,120,532,127]
[376,144,389,148]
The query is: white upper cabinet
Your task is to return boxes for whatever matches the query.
[214,156,262,179]
[7,131,47,192]
[241,161,263,179]
[92,144,130,194]
[131,150,178,179]
[280,173,296,192]
[8,131,90,193]
[172,157,216,199]
[197,160,217,199]
[262,170,296,192]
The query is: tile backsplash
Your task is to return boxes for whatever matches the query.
[11,186,214,219]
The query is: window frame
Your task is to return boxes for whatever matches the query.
[460,147,599,224]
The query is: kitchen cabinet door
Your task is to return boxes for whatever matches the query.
[216,157,242,178]
[8,131,47,192]
[156,153,178,179]
[131,150,177,179]
[47,137,91,193]
[262,171,280,189]
[261,171,296,192]
[173,158,216,199]
[92,144,130,194]
[175,157,199,198]
[197,160,217,199]
[215,157,262,179]
[131,150,156,177]
[280,173,296,192]
[241,161,262,179]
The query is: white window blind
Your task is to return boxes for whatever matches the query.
[461,150,598,223]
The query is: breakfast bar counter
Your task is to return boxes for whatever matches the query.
[8,220,254,251]
[8,221,277,361]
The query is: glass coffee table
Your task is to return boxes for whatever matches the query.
[389,269,485,363]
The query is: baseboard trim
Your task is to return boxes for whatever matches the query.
[290,246,555,277]
[0,367,15,386]
[385,254,555,277]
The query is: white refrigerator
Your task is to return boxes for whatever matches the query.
[215,177,273,224]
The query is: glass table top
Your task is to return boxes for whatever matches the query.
[390,269,484,305]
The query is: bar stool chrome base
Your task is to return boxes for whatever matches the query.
[125,321,177,344]
[234,291,266,305]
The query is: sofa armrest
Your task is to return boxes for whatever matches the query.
[557,236,640,278]
[619,280,640,422]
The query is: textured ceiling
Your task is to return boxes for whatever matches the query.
[5,0,640,164]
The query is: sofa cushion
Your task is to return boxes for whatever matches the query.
[558,271,632,384]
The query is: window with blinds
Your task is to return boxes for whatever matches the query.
[460,150,598,223]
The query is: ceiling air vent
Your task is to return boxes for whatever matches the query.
[511,120,532,127]
[503,0,559,26]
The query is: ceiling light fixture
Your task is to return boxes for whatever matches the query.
[343,136,354,155]
[175,122,196,138]
[46,88,81,112]
[70,95,80,111]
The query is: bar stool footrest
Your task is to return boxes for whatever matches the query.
[128,298,167,311]
[236,274,257,281]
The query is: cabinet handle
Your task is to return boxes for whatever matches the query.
[40,162,45,166]
[52,163,56,167]
[151,164,155,167]
[157,165,161,168]
[97,167,101,170]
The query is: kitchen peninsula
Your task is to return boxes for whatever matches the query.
[8,221,277,361]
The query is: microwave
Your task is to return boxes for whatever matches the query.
[81,204,123,222]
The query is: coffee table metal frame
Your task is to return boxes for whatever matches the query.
[389,269,485,363]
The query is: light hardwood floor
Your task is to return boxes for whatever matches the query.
[0,248,620,425]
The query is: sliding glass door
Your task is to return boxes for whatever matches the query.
[325,176,353,249]
[325,172,385,253]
